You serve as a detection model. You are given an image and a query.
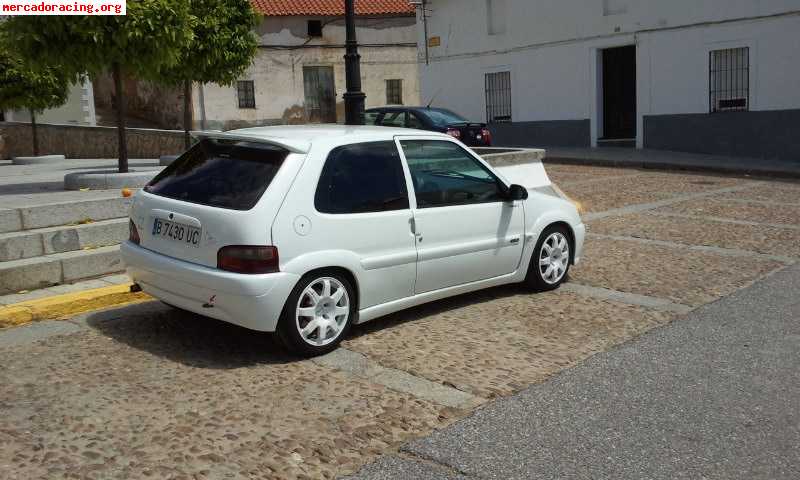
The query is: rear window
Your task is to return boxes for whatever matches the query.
[145,138,289,210]
[422,108,468,127]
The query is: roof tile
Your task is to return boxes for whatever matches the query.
[251,0,416,16]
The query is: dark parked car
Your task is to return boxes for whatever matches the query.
[365,106,492,147]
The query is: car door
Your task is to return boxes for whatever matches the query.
[273,140,418,309]
[396,137,525,294]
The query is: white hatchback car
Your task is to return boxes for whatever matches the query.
[122,125,585,356]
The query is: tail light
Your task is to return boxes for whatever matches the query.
[480,128,492,145]
[129,220,140,245]
[217,246,279,274]
[445,128,461,139]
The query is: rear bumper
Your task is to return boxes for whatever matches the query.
[120,241,299,332]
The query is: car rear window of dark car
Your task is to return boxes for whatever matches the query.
[145,138,289,210]
[422,108,469,127]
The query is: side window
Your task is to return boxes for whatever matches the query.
[315,142,410,214]
[400,140,504,208]
[407,112,425,129]
[379,111,406,127]
[364,111,380,125]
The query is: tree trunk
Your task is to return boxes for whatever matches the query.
[183,79,192,150]
[30,109,39,157]
[112,62,129,173]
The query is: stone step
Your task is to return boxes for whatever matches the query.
[0,218,128,262]
[0,245,124,295]
[0,196,133,233]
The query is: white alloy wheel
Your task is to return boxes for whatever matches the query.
[295,277,350,347]
[539,232,570,285]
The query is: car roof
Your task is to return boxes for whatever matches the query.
[366,106,452,113]
[194,124,448,153]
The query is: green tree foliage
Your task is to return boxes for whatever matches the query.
[0,46,71,156]
[2,0,195,172]
[155,0,259,148]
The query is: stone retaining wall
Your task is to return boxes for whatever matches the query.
[0,122,184,159]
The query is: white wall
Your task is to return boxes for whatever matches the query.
[4,78,95,126]
[417,0,800,146]
[196,15,419,129]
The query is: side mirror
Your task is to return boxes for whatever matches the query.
[507,184,528,201]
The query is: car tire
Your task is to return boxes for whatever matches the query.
[525,224,573,292]
[277,271,355,357]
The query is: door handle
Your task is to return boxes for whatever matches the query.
[510,236,520,244]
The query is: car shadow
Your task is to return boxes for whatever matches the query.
[349,283,529,338]
[85,283,531,369]
[85,301,295,369]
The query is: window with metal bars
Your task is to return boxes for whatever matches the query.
[709,47,749,113]
[485,71,512,123]
[237,80,256,109]
[386,79,403,105]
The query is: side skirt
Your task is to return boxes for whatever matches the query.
[355,271,521,325]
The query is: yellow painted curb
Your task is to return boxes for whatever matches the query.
[0,284,151,329]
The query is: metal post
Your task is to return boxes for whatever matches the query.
[343,0,365,125]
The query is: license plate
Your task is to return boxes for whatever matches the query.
[152,218,201,247]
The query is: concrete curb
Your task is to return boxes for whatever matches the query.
[12,154,66,165]
[545,155,800,179]
[64,169,160,190]
[0,284,150,329]
[159,155,179,166]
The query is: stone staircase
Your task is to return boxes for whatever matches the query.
[0,196,132,295]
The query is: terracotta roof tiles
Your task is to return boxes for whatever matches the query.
[251,0,416,16]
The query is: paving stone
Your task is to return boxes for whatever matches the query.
[0,309,460,480]
[345,289,673,400]
[570,236,784,307]
[588,212,800,258]
[714,182,800,204]
[561,172,750,214]
[561,177,675,213]
[655,198,800,227]
[546,165,641,186]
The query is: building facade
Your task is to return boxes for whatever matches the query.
[195,0,420,130]
[415,0,800,160]
[2,77,96,126]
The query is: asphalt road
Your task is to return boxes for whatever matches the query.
[348,263,800,480]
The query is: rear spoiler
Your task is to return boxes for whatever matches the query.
[191,130,311,154]
[447,122,486,128]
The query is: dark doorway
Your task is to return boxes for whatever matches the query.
[602,45,636,140]
[303,66,337,123]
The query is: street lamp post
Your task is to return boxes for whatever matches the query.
[343,0,365,125]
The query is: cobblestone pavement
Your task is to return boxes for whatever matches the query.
[2,166,799,479]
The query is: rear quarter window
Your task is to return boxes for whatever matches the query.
[315,141,409,214]
[145,138,289,210]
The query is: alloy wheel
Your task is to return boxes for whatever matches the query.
[295,277,350,347]
[539,232,570,285]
